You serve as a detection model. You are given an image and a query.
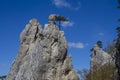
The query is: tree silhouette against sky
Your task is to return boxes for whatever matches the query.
[55,15,68,30]
[115,0,120,80]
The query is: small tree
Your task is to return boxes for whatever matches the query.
[115,27,120,80]
[0,75,7,80]
[115,0,120,60]
[114,1,120,79]
[86,64,116,80]
[55,15,68,30]
[97,40,102,48]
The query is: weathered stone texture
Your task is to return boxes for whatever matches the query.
[7,18,79,80]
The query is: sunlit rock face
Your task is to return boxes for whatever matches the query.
[7,17,79,80]
[90,43,112,71]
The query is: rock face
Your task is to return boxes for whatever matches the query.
[90,42,112,71]
[7,18,79,80]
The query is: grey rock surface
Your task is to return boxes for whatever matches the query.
[90,42,112,71]
[7,18,79,80]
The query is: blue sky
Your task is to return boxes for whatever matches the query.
[0,0,120,75]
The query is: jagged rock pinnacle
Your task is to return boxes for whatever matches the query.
[90,42,112,71]
[48,14,56,25]
[7,17,79,80]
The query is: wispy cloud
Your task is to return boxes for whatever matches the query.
[98,32,104,36]
[73,1,81,11]
[0,64,7,68]
[52,0,71,8]
[74,6,80,11]
[61,21,74,27]
[52,0,81,10]
[68,42,85,49]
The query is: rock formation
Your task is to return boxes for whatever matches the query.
[90,42,112,71]
[7,15,79,80]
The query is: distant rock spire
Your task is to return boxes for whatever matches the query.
[90,42,112,72]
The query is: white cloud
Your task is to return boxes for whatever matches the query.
[73,1,81,10]
[0,64,7,68]
[52,0,81,10]
[61,21,74,27]
[53,0,71,8]
[68,42,85,49]
[74,6,80,11]
[98,32,104,36]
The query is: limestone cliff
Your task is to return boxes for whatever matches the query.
[90,42,112,71]
[7,17,79,80]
